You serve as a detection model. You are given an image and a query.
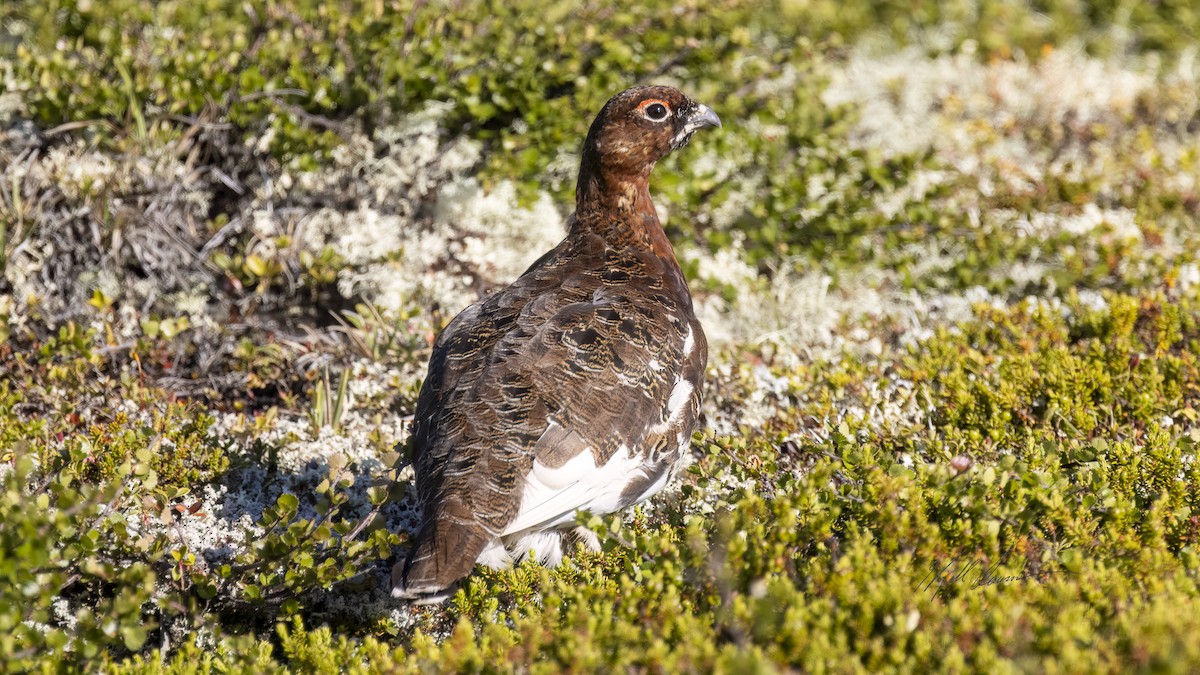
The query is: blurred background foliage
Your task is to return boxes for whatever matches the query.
[2,0,1197,268]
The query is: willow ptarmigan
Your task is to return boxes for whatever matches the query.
[392,86,720,600]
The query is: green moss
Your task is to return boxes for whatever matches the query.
[87,412,1200,670]
[43,406,227,488]
[903,292,1199,451]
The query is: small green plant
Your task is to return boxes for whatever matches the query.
[332,302,424,363]
[212,251,288,296]
[0,450,161,667]
[214,452,403,610]
[307,366,349,434]
[299,246,346,289]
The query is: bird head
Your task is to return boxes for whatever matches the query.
[580,85,721,180]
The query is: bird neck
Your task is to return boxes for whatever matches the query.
[572,163,678,263]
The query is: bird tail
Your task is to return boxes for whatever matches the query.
[391,519,494,602]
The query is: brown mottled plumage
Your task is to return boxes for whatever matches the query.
[392,86,720,600]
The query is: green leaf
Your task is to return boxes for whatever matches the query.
[121,624,147,651]
[276,493,300,512]
[243,254,269,278]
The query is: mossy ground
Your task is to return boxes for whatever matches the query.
[2,1,1200,672]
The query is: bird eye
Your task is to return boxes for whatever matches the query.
[644,103,669,121]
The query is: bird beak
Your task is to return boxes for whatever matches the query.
[671,102,722,150]
[685,104,722,132]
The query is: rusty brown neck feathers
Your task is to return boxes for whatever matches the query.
[572,144,676,262]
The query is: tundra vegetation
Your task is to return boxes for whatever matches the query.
[2,1,1199,672]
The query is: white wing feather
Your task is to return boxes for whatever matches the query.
[502,444,646,537]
